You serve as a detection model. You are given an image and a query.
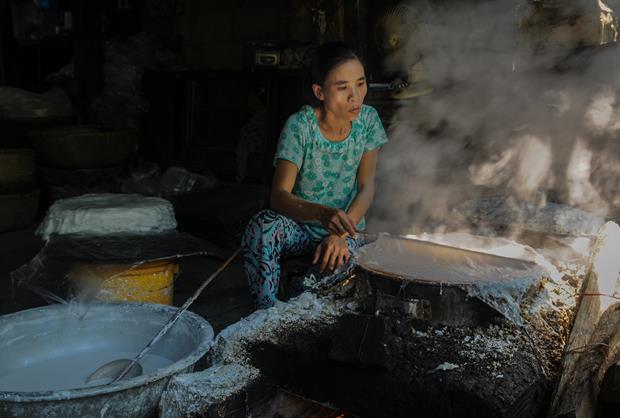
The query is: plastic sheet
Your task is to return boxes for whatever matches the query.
[122,165,218,196]
[453,197,605,236]
[283,237,367,301]
[283,261,357,301]
[37,166,125,202]
[47,33,182,127]
[93,33,182,126]
[0,87,72,122]
[11,231,221,307]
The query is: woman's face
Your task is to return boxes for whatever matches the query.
[313,58,367,122]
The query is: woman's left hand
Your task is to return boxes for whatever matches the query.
[312,234,350,272]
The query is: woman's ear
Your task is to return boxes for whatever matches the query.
[312,83,324,102]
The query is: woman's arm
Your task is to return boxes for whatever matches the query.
[312,149,379,273]
[271,159,357,236]
[270,159,323,221]
[346,149,379,226]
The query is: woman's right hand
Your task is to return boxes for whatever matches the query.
[320,206,357,237]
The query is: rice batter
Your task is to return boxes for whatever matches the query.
[0,351,173,392]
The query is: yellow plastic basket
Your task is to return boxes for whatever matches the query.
[69,261,178,305]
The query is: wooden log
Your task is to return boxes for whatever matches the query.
[549,221,620,418]
[254,388,348,418]
[600,359,620,403]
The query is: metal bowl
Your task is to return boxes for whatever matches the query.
[0,303,214,418]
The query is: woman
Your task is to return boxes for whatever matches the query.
[242,42,388,309]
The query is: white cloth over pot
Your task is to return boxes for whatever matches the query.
[37,193,177,241]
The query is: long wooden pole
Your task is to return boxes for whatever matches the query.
[549,222,620,418]
[111,248,241,383]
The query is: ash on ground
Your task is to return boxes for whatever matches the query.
[170,234,584,417]
[208,292,349,367]
[397,262,578,380]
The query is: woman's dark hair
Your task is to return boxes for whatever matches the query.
[304,42,362,107]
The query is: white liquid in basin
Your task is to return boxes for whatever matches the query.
[0,351,174,392]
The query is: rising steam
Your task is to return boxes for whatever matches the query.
[370,0,620,234]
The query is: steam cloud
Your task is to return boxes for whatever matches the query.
[370,0,620,234]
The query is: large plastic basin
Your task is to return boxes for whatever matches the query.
[0,302,213,418]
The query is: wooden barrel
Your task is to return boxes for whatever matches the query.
[0,149,36,193]
[0,189,40,232]
[28,126,137,169]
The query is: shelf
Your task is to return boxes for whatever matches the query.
[142,69,305,184]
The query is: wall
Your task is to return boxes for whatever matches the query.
[141,0,316,69]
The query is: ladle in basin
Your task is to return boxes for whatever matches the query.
[85,359,142,384]
[85,248,240,384]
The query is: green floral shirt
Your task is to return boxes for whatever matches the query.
[274,104,388,240]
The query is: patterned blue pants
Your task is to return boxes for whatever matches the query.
[241,209,363,309]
